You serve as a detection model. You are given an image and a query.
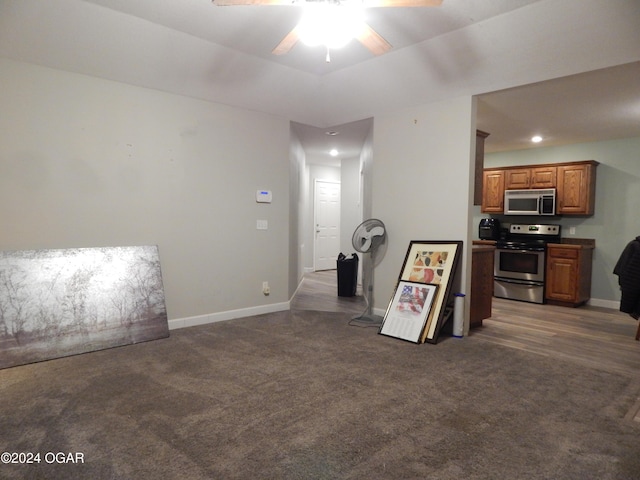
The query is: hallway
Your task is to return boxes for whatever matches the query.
[291,270,366,315]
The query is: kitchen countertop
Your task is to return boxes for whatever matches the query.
[552,238,596,248]
[472,245,496,253]
[473,239,595,248]
[473,240,497,246]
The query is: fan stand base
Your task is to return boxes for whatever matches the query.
[351,313,383,326]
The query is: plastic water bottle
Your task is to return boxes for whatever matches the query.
[453,293,465,338]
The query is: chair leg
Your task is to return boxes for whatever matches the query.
[636,321,640,341]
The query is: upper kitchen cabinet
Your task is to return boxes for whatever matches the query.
[504,168,530,189]
[481,169,504,213]
[473,130,490,206]
[481,160,598,216]
[556,161,599,215]
[505,166,557,190]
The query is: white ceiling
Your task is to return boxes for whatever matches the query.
[78,0,541,76]
[477,61,640,153]
[1,0,639,163]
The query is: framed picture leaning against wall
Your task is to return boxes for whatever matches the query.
[379,281,438,343]
[398,241,463,343]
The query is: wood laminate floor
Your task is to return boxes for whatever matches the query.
[291,270,367,315]
[473,297,640,380]
[293,271,640,378]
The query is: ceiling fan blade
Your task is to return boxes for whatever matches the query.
[213,0,299,6]
[356,23,392,56]
[272,26,301,55]
[362,0,442,6]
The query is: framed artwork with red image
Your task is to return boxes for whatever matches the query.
[398,241,463,344]
[379,281,438,343]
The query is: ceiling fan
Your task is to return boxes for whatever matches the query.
[211,0,442,58]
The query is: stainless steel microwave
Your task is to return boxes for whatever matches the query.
[504,189,556,216]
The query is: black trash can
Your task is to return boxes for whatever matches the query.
[337,253,359,297]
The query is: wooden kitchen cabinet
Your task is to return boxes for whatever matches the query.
[481,169,504,213]
[530,166,557,188]
[556,161,598,215]
[545,243,594,307]
[505,166,557,190]
[470,246,495,328]
[474,130,490,206]
[481,160,597,215]
[504,168,531,189]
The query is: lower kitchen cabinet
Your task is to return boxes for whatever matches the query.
[545,243,594,307]
[471,246,494,328]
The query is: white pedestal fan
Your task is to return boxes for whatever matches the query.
[351,218,386,325]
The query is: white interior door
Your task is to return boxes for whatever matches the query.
[314,180,340,271]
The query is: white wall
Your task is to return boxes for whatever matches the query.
[372,96,476,326]
[361,127,374,223]
[0,58,291,323]
[355,127,375,294]
[340,156,362,255]
[289,127,306,297]
[475,136,640,307]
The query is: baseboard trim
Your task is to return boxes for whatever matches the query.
[167,297,620,331]
[291,276,305,300]
[587,298,620,310]
[169,302,290,330]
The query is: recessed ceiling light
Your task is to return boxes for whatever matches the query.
[329,149,339,157]
[326,130,339,136]
[531,135,543,143]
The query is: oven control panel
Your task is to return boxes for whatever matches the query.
[509,224,561,236]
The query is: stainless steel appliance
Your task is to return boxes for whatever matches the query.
[494,223,561,304]
[504,189,556,216]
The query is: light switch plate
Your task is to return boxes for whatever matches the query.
[257,220,268,230]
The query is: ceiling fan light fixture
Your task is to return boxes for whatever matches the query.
[298,4,365,50]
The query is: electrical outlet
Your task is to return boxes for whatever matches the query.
[262,281,270,295]
[569,227,576,235]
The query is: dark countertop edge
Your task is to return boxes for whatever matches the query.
[473,239,595,248]
[473,245,496,253]
[473,240,497,246]
[556,238,596,247]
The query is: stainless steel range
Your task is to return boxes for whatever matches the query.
[494,223,561,304]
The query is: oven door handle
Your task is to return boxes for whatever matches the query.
[497,248,543,254]
[495,277,542,286]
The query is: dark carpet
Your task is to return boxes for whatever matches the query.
[1,309,639,479]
